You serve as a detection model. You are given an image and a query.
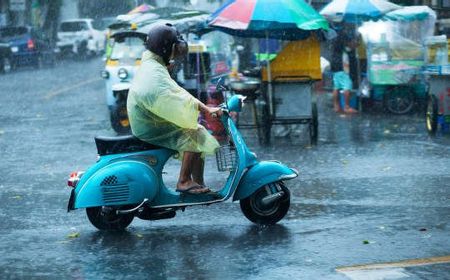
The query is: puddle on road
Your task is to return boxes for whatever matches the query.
[337,255,450,280]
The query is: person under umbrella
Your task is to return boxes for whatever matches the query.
[330,28,358,113]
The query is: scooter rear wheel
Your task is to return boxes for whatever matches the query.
[86,206,134,231]
[240,182,290,225]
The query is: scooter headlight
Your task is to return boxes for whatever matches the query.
[118,68,128,80]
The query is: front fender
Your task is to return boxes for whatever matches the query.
[74,160,158,209]
[233,161,298,201]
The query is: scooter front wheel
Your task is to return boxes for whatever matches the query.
[86,206,134,231]
[240,182,290,225]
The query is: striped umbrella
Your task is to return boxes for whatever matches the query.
[207,0,329,40]
[320,0,401,23]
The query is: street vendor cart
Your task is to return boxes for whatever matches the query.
[359,6,436,114]
[207,0,328,145]
[259,36,321,145]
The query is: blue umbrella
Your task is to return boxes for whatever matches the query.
[320,0,400,24]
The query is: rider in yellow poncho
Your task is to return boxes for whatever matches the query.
[127,24,221,194]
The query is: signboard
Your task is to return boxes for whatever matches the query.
[10,0,26,11]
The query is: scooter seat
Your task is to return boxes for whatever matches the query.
[95,135,164,156]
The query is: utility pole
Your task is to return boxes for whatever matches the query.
[42,0,61,47]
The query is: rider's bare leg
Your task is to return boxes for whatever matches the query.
[191,153,205,186]
[177,151,209,193]
[177,151,193,187]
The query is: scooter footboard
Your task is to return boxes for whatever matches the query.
[232,161,298,201]
[73,161,159,209]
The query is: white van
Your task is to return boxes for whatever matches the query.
[57,19,105,57]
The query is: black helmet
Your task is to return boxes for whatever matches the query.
[145,23,187,65]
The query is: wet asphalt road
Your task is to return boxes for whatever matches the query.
[0,58,449,280]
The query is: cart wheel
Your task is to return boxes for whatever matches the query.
[426,95,438,135]
[309,102,318,146]
[384,86,415,115]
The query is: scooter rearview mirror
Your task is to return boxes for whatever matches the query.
[216,77,225,91]
[215,77,229,106]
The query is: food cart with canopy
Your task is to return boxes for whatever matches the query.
[358,6,436,114]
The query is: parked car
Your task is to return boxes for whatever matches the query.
[57,19,105,58]
[0,26,56,70]
[0,42,12,73]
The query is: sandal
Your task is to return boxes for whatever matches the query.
[176,185,210,194]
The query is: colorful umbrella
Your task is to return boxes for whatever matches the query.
[207,0,329,118]
[320,0,400,23]
[207,0,329,40]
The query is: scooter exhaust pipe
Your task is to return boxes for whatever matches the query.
[116,198,149,215]
[261,191,284,206]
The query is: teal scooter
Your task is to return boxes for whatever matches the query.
[67,93,298,230]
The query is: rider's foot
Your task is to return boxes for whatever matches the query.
[176,180,210,194]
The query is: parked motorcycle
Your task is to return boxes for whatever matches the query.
[67,93,298,230]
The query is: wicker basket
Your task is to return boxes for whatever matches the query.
[215,144,237,172]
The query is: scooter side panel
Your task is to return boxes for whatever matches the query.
[74,161,159,209]
[232,161,298,201]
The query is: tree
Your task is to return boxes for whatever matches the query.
[78,0,132,19]
[42,0,61,44]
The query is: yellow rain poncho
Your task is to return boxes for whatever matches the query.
[127,50,219,156]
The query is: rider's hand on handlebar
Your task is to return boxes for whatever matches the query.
[208,107,223,119]
[198,101,223,118]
